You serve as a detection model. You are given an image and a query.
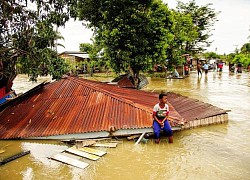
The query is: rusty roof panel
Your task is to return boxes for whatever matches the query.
[166,93,229,121]
[0,77,228,139]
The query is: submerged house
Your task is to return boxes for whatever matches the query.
[0,77,229,140]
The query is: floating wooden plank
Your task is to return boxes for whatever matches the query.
[65,148,100,161]
[135,133,146,145]
[77,147,106,157]
[91,142,118,148]
[0,151,30,166]
[77,140,96,147]
[127,134,140,140]
[50,154,89,169]
[61,140,96,147]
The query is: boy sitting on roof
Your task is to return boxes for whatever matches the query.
[152,93,173,144]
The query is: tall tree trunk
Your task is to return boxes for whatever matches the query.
[0,75,15,93]
[128,65,140,89]
[0,57,17,95]
[167,46,174,69]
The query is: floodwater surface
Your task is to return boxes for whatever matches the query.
[1,68,250,180]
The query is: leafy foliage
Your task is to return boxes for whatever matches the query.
[231,42,250,67]
[79,42,105,75]
[166,10,198,68]
[0,0,76,92]
[203,51,220,60]
[79,43,93,53]
[232,54,250,67]
[176,0,218,53]
[78,0,171,88]
[240,43,250,55]
[77,0,218,81]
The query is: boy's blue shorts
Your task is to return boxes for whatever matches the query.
[153,120,173,138]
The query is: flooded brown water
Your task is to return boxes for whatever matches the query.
[1,68,250,180]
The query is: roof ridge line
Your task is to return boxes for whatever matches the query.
[70,77,152,113]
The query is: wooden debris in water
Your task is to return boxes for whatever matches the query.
[65,147,100,161]
[0,151,30,166]
[50,154,89,169]
[76,140,96,148]
[91,142,118,148]
[61,139,96,147]
[127,134,140,140]
[77,147,106,157]
[134,133,146,145]
[0,144,10,154]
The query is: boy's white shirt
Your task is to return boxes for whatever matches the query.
[153,103,169,112]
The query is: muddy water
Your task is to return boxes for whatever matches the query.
[1,69,250,180]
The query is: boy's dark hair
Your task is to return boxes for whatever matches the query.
[159,93,167,99]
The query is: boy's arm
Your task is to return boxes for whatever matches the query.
[162,111,170,126]
[153,112,162,125]
[161,114,169,124]
[152,105,161,124]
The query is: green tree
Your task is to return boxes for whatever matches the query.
[231,42,250,67]
[79,42,104,75]
[225,53,236,64]
[240,43,250,55]
[78,0,171,88]
[0,0,76,94]
[176,0,218,53]
[79,43,93,53]
[166,10,198,68]
[232,54,250,67]
[203,51,220,60]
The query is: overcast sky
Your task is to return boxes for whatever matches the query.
[57,0,250,55]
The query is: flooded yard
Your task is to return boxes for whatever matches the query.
[1,68,250,180]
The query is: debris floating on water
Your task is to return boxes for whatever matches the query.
[0,150,30,166]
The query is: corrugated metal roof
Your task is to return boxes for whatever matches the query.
[166,93,230,121]
[68,53,89,59]
[0,77,228,139]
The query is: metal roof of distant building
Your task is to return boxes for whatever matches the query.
[58,51,87,55]
[68,53,89,59]
[58,51,90,58]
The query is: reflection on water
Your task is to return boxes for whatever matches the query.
[1,70,250,179]
[12,74,53,94]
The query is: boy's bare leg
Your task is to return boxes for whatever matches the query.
[168,136,173,143]
[155,139,160,144]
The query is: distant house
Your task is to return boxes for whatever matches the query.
[59,51,90,73]
[58,51,90,64]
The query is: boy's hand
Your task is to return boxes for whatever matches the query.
[160,121,164,127]
[169,120,173,127]
[161,123,164,127]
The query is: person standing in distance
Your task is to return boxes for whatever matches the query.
[152,93,173,143]
[203,62,209,75]
[197,62,202,77]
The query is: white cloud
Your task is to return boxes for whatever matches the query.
[57,19,93,53]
